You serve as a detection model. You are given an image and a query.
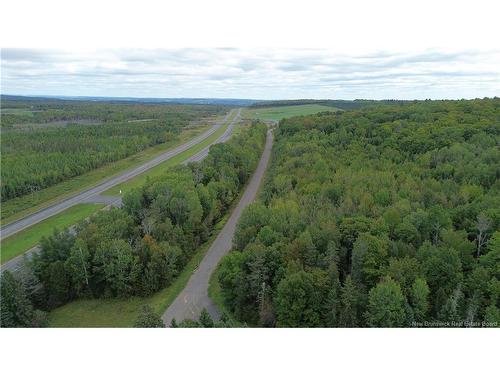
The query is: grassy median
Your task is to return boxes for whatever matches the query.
[0,203,104,264]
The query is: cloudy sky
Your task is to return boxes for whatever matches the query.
[2,48,499,100]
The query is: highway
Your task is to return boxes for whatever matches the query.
[0,109,240,240]
[1,109,241,274]
[162,127,273,326]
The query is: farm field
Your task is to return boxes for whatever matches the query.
[243,104,338,121]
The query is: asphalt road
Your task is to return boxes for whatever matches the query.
[162,128,273,326]
[0,109,239,240]
[0,109,241,275]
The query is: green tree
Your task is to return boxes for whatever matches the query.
[94,239,140,297]
[199,308,214,328]
[410,278,430,323]
[352,233,389,288]
[275,269,331,327]
[339,275,362,327]
[65,238,91,297]
[366,277,406,327]
[0,271,34,327]
[234,203,269,250]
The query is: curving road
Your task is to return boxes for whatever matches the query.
[1,109,241,275]
[0,109,240,240]
[162,127,273,326]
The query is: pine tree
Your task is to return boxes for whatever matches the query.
[339,276,359,327]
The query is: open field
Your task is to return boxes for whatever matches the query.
[242,104,337,121]
[103,110,237,195]
[47,211,229,327]
[0,203,104,264]
[0,125,210,225]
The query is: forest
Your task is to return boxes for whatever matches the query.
[217,98,500,327]
[249,99,410,110]
[0,123,267,327]
[1,99,224,201]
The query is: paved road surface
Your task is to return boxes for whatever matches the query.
[0,109,239,240]
[0,109,241,275]
[162,128,273,326]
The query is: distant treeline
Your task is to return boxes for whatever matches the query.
[1,95,257,108]
[248,99,472,110]
[0,98,226,126]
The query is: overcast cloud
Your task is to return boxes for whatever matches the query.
[1,48,499,100]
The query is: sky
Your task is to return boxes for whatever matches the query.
[2,48,499,100]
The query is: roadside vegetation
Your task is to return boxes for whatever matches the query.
[0,123,267,327]
[217,99,500,327]
[1,204,104,264]
[47,214,228,327]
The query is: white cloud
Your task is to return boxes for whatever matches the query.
[1,48,499,99]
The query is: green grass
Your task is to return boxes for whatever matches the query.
[243,104,338,121]
[1,125,210,225]
[0,203,104,264]
[103,111,236,196]
[47,215,230,327]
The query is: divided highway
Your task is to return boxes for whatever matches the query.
[0,109,240,240]
[163,127,274,325]
[1,109,241,274]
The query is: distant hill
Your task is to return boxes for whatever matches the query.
[1,95,259,107]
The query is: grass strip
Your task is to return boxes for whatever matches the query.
[1,203,104,264]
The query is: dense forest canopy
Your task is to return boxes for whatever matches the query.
[0,99,224,201]
[218,98,500,327]
[0,124,267,327]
